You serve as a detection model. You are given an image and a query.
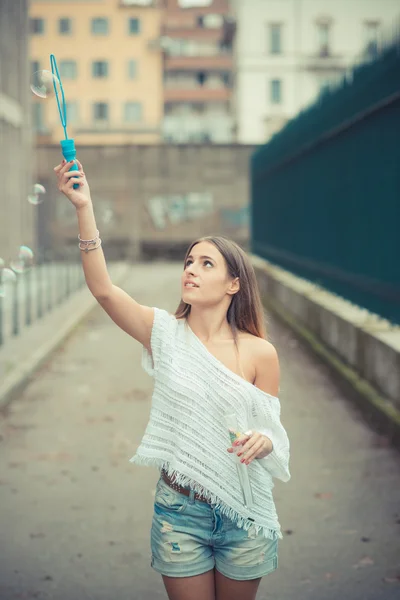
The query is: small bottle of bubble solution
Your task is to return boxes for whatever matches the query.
[225,412,254,509]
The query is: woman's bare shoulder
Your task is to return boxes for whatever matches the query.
[238,333,279,388]
[239,332,277,355]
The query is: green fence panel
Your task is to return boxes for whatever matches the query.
[251,41,400,325]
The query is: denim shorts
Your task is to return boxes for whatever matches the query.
[150,475,279,581]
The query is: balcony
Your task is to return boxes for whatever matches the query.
[164,2,229,23]
[119,0,155,6]
[162,26,225,42]
[75,122,161,135]
[165,54,233,70]
[164,86,231,102]
[163,112,234,144]
[304,50,345,72]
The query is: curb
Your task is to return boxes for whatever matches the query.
[262,293,400,448]
[0,264,131,411]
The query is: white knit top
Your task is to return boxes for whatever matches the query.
[129,307,291,541]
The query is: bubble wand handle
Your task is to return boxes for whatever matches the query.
[50,54,79,189]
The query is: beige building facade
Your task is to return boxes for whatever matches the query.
[30,0,164,146]
[232,0,400,144]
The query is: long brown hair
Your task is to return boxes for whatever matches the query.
[174,236,267,357]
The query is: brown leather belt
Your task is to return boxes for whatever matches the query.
[161,469,210,504]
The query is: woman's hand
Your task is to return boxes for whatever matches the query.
[227,430,273,466]
[54,158,91,210]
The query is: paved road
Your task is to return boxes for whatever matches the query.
[0,263,399,600]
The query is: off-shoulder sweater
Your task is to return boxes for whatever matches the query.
[129,307,291,540]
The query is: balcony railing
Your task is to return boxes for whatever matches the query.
[165,54,233,70]
[164,86,231,102]
[119,0,155,6]
[304,51,345,72]
[75,123,162,134]
[161,26,225,41]
[162,112,234,143]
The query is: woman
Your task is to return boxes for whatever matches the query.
[54,159,290,600]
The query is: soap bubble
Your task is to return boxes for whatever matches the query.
[0,268,17,298]
[28,183,46,205]
[28,194,41,205]
[102,208,114,224]
[10,246,34,274]
[33,183,46,194]
[1,268,17,283]
[30,70,60,99]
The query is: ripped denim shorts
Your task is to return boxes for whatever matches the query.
[150,475,279,581]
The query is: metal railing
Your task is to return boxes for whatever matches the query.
[251,32,400,325]
[0,261,85,348]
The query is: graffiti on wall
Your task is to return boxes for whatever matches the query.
[147,192,214,230]
[220,206,249,228]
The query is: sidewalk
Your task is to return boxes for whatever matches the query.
[0,262,130,410]
[0,261,399,600]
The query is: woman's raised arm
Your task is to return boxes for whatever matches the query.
[54,158,154,349]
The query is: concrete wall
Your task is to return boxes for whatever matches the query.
[35,143,256,260]
[251,254,400,441]
[0,0,34,262]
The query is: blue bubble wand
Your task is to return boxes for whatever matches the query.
[50,54,79,189]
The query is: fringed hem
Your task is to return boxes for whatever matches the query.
[129,454,283,541]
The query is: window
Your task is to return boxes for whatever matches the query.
[269,24,282,54]
[124,102,142,122]
[93,102,109,121]
[60,61,77,79]
[65,101,79,125]
[59,18,72,35]
[92,18,109,35]
[30,18,44,35]
[92,61,109,78]
[32,103,44,132]
[364,22,380,58]
[270,79,282,104]
[128,18,141,35]
[317,22,330,56]
[222,72,231,87]
[197,72,207,86]
[128,59,138,79]
[31,60,40,77]
[202,14,223,29]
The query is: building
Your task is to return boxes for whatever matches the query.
[161,0,236,143]
[29,0,164,145]
[231,0,400,144]
[0,0,34,261]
